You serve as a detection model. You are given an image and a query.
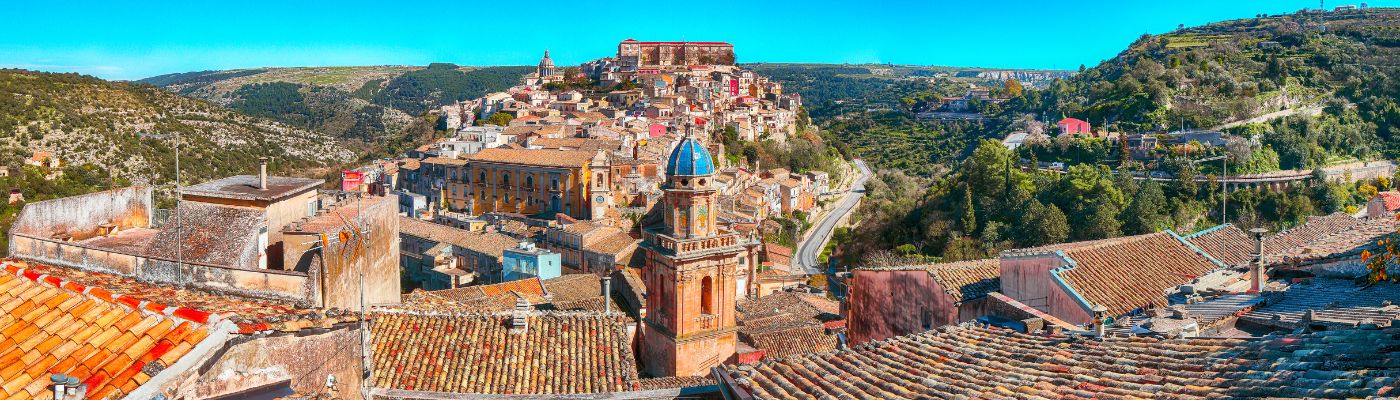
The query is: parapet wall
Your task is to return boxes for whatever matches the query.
[10,186,152,240]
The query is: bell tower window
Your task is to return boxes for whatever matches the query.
[701,276,714,315]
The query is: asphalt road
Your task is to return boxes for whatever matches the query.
[794,159,872,275]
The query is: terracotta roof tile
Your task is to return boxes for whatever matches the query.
[0,261,212,400]
[368,310,639,395]
[723,323,1400,399]
[857,259,1001,304]
[736,292,843,359]
[467,148,597,168]
[1033,232,1221,316]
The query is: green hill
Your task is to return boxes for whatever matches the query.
[0,69,352,184]
[138,64,532,144]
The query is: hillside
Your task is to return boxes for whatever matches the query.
[826,9,1400,266]
[1037,8,1400,160]
[0,69,352,184]
[139,64,533,143]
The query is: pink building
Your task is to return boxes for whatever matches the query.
[1057,117,1091,135]
[846,259,1000,344]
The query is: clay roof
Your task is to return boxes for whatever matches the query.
[467,148,597,168]
[1378,192,1400,212]
[588,231,640,258]
[11,262,359,332]
[1021,232,1221,317]
[399,217,520,259]
[420,156,467,166]
[531,138,623,152]
[1267,216,1395,265]
[858,259,1001,304]
[143,202,264,267]
[636,375,716,390]
[0,262,210,400]
[1187,216,1396,267]
[180,175,323,202]
[1185,224,1256,266]
[368,310,640,395]
[1241,278,1400,330]
[722,323,1400,399]
[539,274,627,314]
[736,292,843,359]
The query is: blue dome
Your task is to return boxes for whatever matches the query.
[665,137,715,176]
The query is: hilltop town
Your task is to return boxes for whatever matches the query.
[8,6,1400,400]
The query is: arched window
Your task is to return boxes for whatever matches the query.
[501,173,510,186]
[479,171,486,182]
[526,175,534,188]
[701,276,714,315]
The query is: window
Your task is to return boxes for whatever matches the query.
[701,276,714,315]
[526,175,534,188]
[479,171,486,182]
[502,173,510,186]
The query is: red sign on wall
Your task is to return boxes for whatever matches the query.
[729,79,739,96]
[342,170,365,192]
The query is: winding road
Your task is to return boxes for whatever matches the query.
[794,159,872,275]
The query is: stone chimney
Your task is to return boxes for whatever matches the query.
[510,297,530,332]
[258,157,269,190]
[1249,227,1269,292]
[601,276,612,315]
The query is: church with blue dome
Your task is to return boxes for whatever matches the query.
[639,128,759,377]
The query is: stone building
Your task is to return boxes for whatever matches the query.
[617,39,736,71]
[8,168,401,310]
[639,131,759,377]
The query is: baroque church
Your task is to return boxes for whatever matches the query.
[640,129,760,377]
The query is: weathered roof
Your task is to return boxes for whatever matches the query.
[736,292,843,359]
[1241,278,1400,330]
[1032,232,1221,316]
[1185,224,1257,266]
[467,148,596,168]
[857,259,1001,304]
[180,175,323,202]
[0,262,210,400]
[531,138,623,152]
[722,323,1400,399]
[1376,192,1400,212]
[399,217,520,259]
[144,202,264,268]
[368,310,640,395]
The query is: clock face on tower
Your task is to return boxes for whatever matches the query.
[595,195,605,203]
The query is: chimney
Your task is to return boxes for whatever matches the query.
[510,297,529,332]
[601,276,612,314]
[1091,305,1108,338]
[258,157,269,190]
[1249,227,1269,292]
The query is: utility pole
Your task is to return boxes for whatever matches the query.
[174,131,182,283]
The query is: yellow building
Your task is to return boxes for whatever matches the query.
[464,148,606,220]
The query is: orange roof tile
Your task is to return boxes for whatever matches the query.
[0,262,211,400]
[368,310,639,395]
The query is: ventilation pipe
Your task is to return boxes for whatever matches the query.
[1250,227,1269,292]
[601,275,612,315]
[258,157,269,190]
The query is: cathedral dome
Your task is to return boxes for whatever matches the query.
[538,49,555,68]
[665,136,715,177]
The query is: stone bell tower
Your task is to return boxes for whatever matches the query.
[640,127,750,377]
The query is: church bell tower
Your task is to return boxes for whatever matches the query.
[640,127,749,377]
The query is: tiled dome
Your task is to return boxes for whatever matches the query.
[665,136,715,176]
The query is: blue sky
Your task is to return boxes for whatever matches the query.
[1,1,1387,80]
